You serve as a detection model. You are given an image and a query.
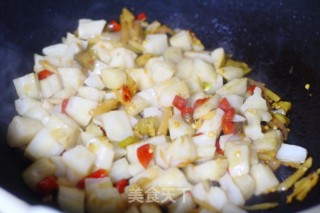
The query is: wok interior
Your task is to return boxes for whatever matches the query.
[0,1,320,212]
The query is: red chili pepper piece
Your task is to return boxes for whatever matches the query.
[77,169,107,189]
[61,98,69,114]
[137,144,153,168]
[222,121,235,135]
[223,107,236,122]
[215,139,224,155]
[122,85,132,102]
[38,69,54,80]
[218,98,236,135]
[172,95,188,110]
[181,106,194,124]
[218,97,231,111]
[248,84,256,95]
[114,178,128,193]
[36,175,58,195]
[193,97,210,109]
[107,20,121,32]
[136,12,147,21]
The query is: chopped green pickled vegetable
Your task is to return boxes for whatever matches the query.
[202,82,211,91]
[135,54,156,66]
[90,99,121,116]
[273,113,290,125]
[134,116,160,138]
[277,157,312,192]
[263,87,281,102]
[74,47,97,72]
[278,101,292,113]
[244,202,279,211]
[118,136,140,148]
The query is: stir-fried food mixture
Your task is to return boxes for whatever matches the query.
[7,8,319,213]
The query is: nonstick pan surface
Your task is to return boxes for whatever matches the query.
[0,0,320,212]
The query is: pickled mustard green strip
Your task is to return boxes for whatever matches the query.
[277,157,312,191]
[118,136,140,148]
[273,113,290,125]
[243,202,279,211]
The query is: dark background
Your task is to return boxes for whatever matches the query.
[0,0,320,212]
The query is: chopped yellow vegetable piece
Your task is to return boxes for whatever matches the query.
[135,54,156,67]
[269,118,289,141]
[90,99,120,116]
[258,153,281,171]
[134,116,160,138]
[263,87,281,102]
[157,107,172,136]
[273,113,290,125]
[243,202,279,211]
[277,157,313,191]
[120,8,135,44]
[273,101,292,113]
[118,136,140,148]
[202,82,212,92]
[74,47,97,72]
[287,171,319,203]
[305,83,310,90]
[126,75,138,98]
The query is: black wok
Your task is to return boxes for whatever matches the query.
[0,0,320,212]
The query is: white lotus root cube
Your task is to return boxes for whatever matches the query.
[127,68,153,90]
[216,78,248,97]
[25,128,64,160]
[87,137,114,171]
[250,163,279,195]
[166,135,197,167]
[154,77,190,107]
[45,113,80,150]
[184,159,228,184]
[192,182,228,211]
[194,59,218,84]
[62,145,96,178]
[13,73,40,99]
[100,68,127,89]
[102,110,133,142]
[109,47,137,68]
[225,141,250,177]
[66,96,98,126]
[40,74,63,98]
[22,158,56,191]
[211,47,226,69]
[7,116,43,148]
[78,19,106,39]
[168,114,195,140]
[192,133,217,159]
[219,173,245,206]
[57,67,85,90]
[146,56,175,83]
[244,109,272,140]
[77,86,105,102]
[276,143,307,164]
[58,186,85,213]
[169,30,193,51]
[240,87,268,113]
[42,43,68,57]
[143,34,168,55]
[109,158,131,182]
